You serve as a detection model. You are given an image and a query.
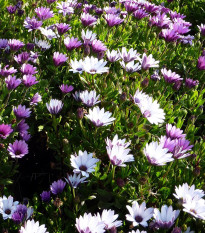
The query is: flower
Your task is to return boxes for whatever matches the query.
[133,9,148,19]
[17,120,29,134]
[82,56,109,74]
[172,138,193,159]
[50,179,66,195]
[0,65,17,77]
[65,173,87,188]
[0,196,19,220]
[86,106,115,126]
[185,78,199,89]
[161,68,183,84]
[120,60,141,73]
[40,191,51,202]
[139,53,159,70]
[100,209,122,230]
[64,37,82,51]
[82,29,97,45]
[107,50,120,62]
[105,14,124,27]
[70,150,99,177]
[80,90,100,107]
[46,99,63,115]
[105,134,130,149]
[56,23,71,35]
[81,13,97,27]
[197,56,205,70]
[20,64,37,75]
[92,39,107,54]
[143,141,174,166]
[22,75,38,87]
[126,201,154,227]
[56,2,74,16]
[160,29,180,42]
[0,39,8,49]
[76,213,105,233]
[12,204,33,224]
[35,38,51,50]
[153,205,180,229]
[129,231,147,233]
[184,227,194,233]
[69,59,84,74]
[124,2,138,13]
[53,52,68,66]
[132,89,150,106]
[166,124,186,140]
[35,7,54,20]
[8,140,29,158]
[14,52,30,64]
[5,75,21,90]
[19,219,48,233]
[6,5,17,14]
[13,105,31,119]
[119,47,139,63]
[198,24,205,37]
[23,17,42,31]
[40,27,58,40]
[30,93,42,106]
[8,39,24,51]
[0,124,13,139]
[60,84,74,93]
[160,136,176,153]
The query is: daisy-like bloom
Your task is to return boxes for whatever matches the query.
[69,59,84,74]
[160,136,176,153]
[29,51,39,63]
[23,75,38,87]
[120,60,141,73]
[124,2,138,13]
[0,39,8,49]
[79,90,100,107]
[12,204,33,224]
[35,38,51,50]
[198,24,205,37]
[119,47,139,63]
[92,39,107,54]
[132,89,149,107]
[64,37,82,51]
[126,201,154,227]
[133,9,149,20]
[0,65,17,77]
[106,134,130,149]
[0,196,19,220]
[144,2,159,13]
[153,205,180,229]
[46,99,63,115]
[149,13,171,29]
[138,53,159,70]
[26,43,35,50]
[13,105,31,119]
[17,120,29,134]
[19,219,48,233]
[5,75,21,90]
[56,23,71,35]
[105,14,124,27]
[82,29,97,45]
[20,64,37,75]
[81,13,97,27]
[60,84,74,94]
[0,124,13,139]
[7,140,29,158]
[143,141,174,166]
[50,179,66,195]
[166,124,185,140]
[35,7,54,20]
[73,91,81,101]
[40,27,59,40]
[107,50,120,62]
[70,150,99,177]
[86,106,115,127]
[161,68,182,84]
[23,17,42,32]
[129,231,147,233]
[197,56,205,70]
[183,196,205,220]
[172,138,193,159]
[99,209,122,230]
[76,213,105,233]
[40,191,51,202]
[6,5,17,14]
[56,2,74,16]
[14,52,30,64]
[173,183,204,204]
[8,39,24,51]
[179,35,194,45]
[30,93,42,106]
[82,56,109,74]
[65,173,87,188]
[53,52,67,66]
[160,29,180,42]
[185,78,199,89]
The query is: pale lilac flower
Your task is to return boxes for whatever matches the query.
[60,84,74,93]
[53,52,67,66]
[144,2,159,13]
[0,124,13,139]
[35,7,54,20]
[14,52,30,64]
[40,27,59,40]
[23,17,42,31]
[72,91,81,101]
[119,47,139,63]
[82,56,109,74]
[56,23,71,35]
[105,14,124,27]
[40,191,51,202]
[5,75,21,90]
[70,150,99,177]
[17,119,29,134]
[79,90,100,107]
[50,179,66,195]
[120,60,141,73]
[0,65,17,77]
[35,38,51,50]
[56,2,74,16]
[197,56,205,70]
[20,132,31,142]
[160,136,176,153]
[0,39,8,49]
[92,39,107,53]
[124,2,138,13]
[8,140,28,158]
[69,59,84,74]
[8,39,24,51]
[198,24,205,36]
[149,13,171,29]
[139,53,159,70]
[144,141,174,166]
[172,138,193,159]
[86,106,115,127]
[82,29,97,45]
[104,7,120,15]
[65,173,87,188]
[29,51,39,63]
[0,196,19,220]
[81,13,97,27]
[107,50,120,62]
[14,105,31,119]
[126,201,154,227]
[22,75,38,87]
[30,93,42,106]
[160,29,180,42]
[161,68,182,84]
[20,64,37,75]
[153,205,180,229]
[179,35,194,45]
[100,209,122,230]
[64,37,82,51]
[46,99,63,115]
[151,70,160,81]
[166,124,186,140]
[133,9,148,20]
[19,219,48,233]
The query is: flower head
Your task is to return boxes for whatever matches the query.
[8,39,24,51]
[119,47,139,63]
[19,219,48,233]
[5,75,21,90]
[20,64,37,75]
[0,196,19,220]
[197,56,205,70]
[161,68,182,84]
[14,52,30,64]
[81,13,97,27]
[82,29,97,45]
[35,7,54,20]
[0,39,8,49]
[172,138,193,159]
[185,78,199,89]
[23,75,38,87]
[139,53,159,70]
[40,191,51,202]
[69,59,84,74]
[166,124,186,140]
[80,90,100,107]
[83,56,109,74]
[56,23,71,35]
[0,65,17,77]
[198,24,205,37]
[100,209,122,230]
[92,39,107,54]
[8,140,28,158]
[0,124,13,139]
[65,173,87,188]
[120,60,141,73]
[30,93,42,106]
[13,105,31,119]
[64,37,82,51]
[50,179,66,195]
[35,38,51,50]
[23,17,42,31]
[46,99,63,115]
[105,14,124,27]
[60,84,74,93]
[53,52,68,66]
[107,50,120,62]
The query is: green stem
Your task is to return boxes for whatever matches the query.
[112,165,116,180]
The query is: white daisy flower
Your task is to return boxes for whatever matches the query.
[105,134,130,149]
[107,49,120,62]
[120,60,141,73]
[40,27,59,40]
[143,141,174,166]
[81,29,97,44]
[0,195,19,220]
[79,90,100,107]
[35,38,51,50]
[70,150,99,177]
[19,219,48,233]
[138,53,159,70]
[69,59,84,74]
[83,56,109,74]
[132,89,150,107]
[86,106,115,127]
[118,47,140,63]
[99,209,122,230]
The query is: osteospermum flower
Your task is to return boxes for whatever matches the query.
[8,39,24,51]
[0,39,8,49]
[40,191,51,202]
[5,75,21,90]
[56,23,71,35]
[79,90,100,107]
[82,29,97,45]
[126,201,154,227]
[166,124,185,140]
[133,9,149,20]
[56,2,74,16]
[35,7,54,20]
[153,205,180,229]
[13,105,31,119]
[70,150,99,177]
[0,196,19,220]
[139,53,159,70]
[129,231,147,233]
[160,29,180,42]
[82,56,109,74]
[30,93,42,106]
[161,68,183,84]
[46,99,63,115]
[64,37,82,51]
[50,179,66,195]
[65,173,87,188]
[60,84,74,94]
[53,52,68,66]
[8,140,29,158]
[0,124,13,139]
[22,75,38,87]
[198,24,205,37]
[40,27,58,40]
[14,52,30,64]
[23,17,42,31]
[81,13,97,27]
[69,59,84,74]
[19,219,48,233]
[92,39,107,54]
[143,141,174,166]
[99,209,122,230]
[106,50,120,62]
[185,78,199,89]
[20,64,37,75]
[105,14,124,27]
[197,56,205,70]
[35,38,51,50]
[0,65,17,77]
[119,47,139,63]
[172,138,193,159]
[120,61,141,73]
[12,204,33,224]
[86,106,115,127]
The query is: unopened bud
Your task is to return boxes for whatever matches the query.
[167,199,173,206]
[141,77,149,87]
[194,166,200,176]
[77,108,84,119]
[120,92,127,101]
[171,227,182,233]
[11,119,16,124]
[84,44,90,56]
[139,177,147,185]
[0,143,5,149]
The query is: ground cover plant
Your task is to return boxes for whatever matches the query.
[0,0,205,232]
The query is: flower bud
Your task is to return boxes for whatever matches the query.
[171,227,182,233]
[194,166,200,176]
[84,44,90,56]
[167,199,172,206]
[120,92,127,101]
[53,197,63,208]
[77,108,84,119]
[196,32,201,40]
[139,177,147,184]
[141,77,149,88]
[0,143,5,149]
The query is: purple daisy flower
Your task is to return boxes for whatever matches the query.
[91,39,107,54]
[140,53,159,70]
[198,24,205,37]
[40,191,51,202]
[0,124,13,139]
[20,132,31,142]
[12,204,27,224]
[6,5,17,14]
[26,43,35,50]
[185,78,199,89]
[35,7,54,20]
[53,52,68,66]
[166,124,186,140]
[8,39,24,51]
[161,68,183,84]
[46,99,63,115]
[160,29,180,42]
[20,64,37,75]
[0,65,17,77]
[5,75,21,90]
[56,23,71,35]
[47,0,57,3]
[60,84,74,93]
[197,56,205,70]
[124,2,138,13]
[144,3,159,13]
[8,140,28,158]
[0,39,8,49]
[173,138,193,159]
[50,179,66,195]
[64,37,82,51]
[17,119,29,134]
[133,9,149,20]
[105,14,124,27]
[22,75,38,87]
[13,105,31,119]
[14,52,30,64]
[160,136,176,153]
[23,17,42,32]
[30,93,42,106]
[81,13,97,27]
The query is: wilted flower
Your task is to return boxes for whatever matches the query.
[80,90,100,107]
[13,105,31,119]
[0,124,13,139]
[46,99,63,114]
[35,7,54,20]
[8,140,29,158]
[19,219,48,233]
[5,75,21,90]
[40,191,51,202]
[50,179,66,195]
[65,173,87,188]
[0,196,19,220]
[53,52,67,66]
